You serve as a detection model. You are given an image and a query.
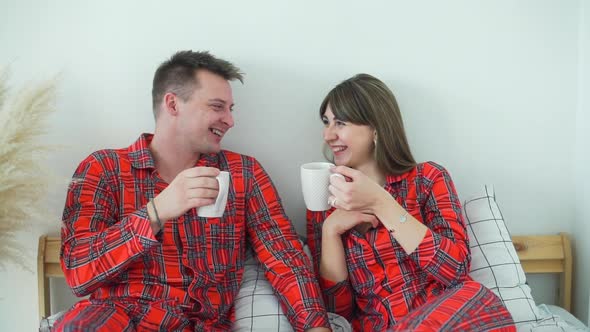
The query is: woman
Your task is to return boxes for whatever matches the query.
[306,74,515,331]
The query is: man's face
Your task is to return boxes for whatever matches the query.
[176,70,235,154]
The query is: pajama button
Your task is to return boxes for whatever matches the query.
[192,301,202,312]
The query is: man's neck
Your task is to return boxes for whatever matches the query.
[149,132,200,183]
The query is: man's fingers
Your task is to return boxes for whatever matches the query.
[188,197,216,208]
[188,188,219,199]
[183,167,221,178]
[186,177,220,190]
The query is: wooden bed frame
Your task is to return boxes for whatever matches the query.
[37,233,573,320]
[511,232,572,312]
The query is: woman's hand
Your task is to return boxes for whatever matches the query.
[323,209,379,236]
[327,166,395,214]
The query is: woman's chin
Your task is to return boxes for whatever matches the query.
[333,159,349,167]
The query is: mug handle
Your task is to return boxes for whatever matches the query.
[329,173,346,181]
[212,176,223,208]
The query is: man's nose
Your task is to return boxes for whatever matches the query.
[222,109,234,128]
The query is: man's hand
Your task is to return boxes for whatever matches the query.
[152,167,220,222]
[305,328,331,332]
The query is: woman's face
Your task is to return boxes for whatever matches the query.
[322,106,375,169]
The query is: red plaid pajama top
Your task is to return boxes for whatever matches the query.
[307,162,515,331]
[60,133,330,331]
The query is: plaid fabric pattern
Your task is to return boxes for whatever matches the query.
[57,133,329,332]
[307,162,516,331]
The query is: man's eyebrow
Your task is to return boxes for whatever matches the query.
[208,98,227,104]
[208,98,235,109]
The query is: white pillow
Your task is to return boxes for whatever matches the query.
[464,185,542,325]
[233,248,292,331]
[233,247,351,332]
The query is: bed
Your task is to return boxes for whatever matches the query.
[37,233,587,331]
[38,185,589,331]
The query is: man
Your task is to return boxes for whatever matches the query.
[55,50,331,332]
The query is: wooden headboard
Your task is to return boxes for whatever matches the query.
[37,235,62,320]
[511,232,572,312]
[37,233,574,320]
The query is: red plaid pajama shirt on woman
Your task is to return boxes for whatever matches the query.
[54,133,330,332]
[307,161,516,332]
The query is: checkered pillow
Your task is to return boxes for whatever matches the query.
[464,185,542,325]
[233,247,351,331]
[233,248,292,330]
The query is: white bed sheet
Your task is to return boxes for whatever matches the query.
[516,304,589,332]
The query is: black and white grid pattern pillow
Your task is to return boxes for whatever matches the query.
[233,248,291,331]
[464,185,541,326]
[233,247,352,332]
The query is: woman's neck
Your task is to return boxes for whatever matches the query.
[356,161,386,187]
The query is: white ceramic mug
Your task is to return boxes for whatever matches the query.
[300,162,344,211]
[197,171,230,218]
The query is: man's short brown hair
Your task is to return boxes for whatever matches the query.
[151,50,244,117]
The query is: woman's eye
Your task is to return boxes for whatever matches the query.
[335,120,346,126]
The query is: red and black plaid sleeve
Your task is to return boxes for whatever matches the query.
[406,163,471,286]
[246,158,330,332]
[60,152,159,296]
[306,209,355,320]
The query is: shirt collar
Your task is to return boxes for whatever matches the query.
[128,133,221,170]
[128,133,156,170]
[385,166,416,185]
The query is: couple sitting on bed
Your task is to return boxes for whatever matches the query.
[54,50,515,332]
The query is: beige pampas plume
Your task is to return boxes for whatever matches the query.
[0,68,57,271]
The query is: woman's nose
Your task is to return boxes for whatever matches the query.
[323,125,336,141]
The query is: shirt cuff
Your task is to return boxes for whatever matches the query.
[408,228,441,269]
[128,206,162,247]
[320,275,350,295]
[298,310,331,332]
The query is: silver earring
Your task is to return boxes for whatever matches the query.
[373,137,378,158]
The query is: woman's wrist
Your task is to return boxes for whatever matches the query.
[372,188,396,215]
[322,221,342,237]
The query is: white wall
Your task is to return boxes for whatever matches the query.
[574,0,590,325]
[0,1,585,331]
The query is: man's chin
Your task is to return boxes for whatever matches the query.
[204,145,222,154]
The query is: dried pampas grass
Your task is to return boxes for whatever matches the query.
[0,69,57,271]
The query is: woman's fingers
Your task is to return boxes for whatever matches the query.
[331,166,358,179]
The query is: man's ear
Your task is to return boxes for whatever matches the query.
[163,92,179,115]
